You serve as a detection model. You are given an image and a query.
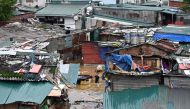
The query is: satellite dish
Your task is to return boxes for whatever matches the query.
[74,15,79,21]
[87,6,93,13]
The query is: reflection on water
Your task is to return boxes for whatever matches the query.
[104,86,190,109]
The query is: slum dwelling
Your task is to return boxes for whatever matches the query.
[103,40,177,91]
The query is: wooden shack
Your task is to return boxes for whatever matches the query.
[119,43,176,72]
[107,41,177,91]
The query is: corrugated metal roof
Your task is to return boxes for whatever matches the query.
[82,42,104,64]
[36,4,87,17]
[0,81,53,104]
[18,6,41,12]
[89,15,155,27]
[29,64,42,73]
[96,4,170,11]
[158,25,190,35]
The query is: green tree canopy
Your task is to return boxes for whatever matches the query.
[184,0,190,3]
[0,0,16,21]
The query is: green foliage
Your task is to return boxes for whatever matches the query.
[184,0,190,3]
[49,67,57,75]
[180,5,190,12]
[0,72,23,78]
[0,0,16,21]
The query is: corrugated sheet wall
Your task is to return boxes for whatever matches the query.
[104,85,190,109]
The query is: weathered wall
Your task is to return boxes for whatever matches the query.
[94,7,157,23]
[64,18,76,30]
[169,1,186,8]
[0,103,18,109]
[119,44,167,57]
[110,74,160,91]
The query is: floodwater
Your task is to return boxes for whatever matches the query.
[55,65,190,109]
[104,85,190,109]
[64,65,104,109]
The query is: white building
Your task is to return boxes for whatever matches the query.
[118,0,168,5]
[36,0,90,30]
[17,0,47,7]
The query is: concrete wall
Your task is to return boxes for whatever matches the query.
[94,7,157,24]
[86,17,97,29]
[20,0,46,7]
[64,18,76,30]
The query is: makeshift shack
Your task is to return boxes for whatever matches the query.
[104,41,177,91]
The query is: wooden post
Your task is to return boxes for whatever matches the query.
[141,55,144,67]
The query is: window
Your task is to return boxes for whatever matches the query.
[26,0,33,2]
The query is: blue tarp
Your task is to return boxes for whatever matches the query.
[99,47,115,62]
[105,53,132,72]
[153,32,190,42]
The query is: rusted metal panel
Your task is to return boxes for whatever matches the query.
[119,44,168,57]
[109,74,161,91]
[82,42,103,64]
[164,75,190,88]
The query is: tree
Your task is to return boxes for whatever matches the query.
[180,0,190,12]
[184,0,190,3]
[0,0,16,21]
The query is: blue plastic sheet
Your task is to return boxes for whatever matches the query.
[105,53,132,72]
[153,32,190,42]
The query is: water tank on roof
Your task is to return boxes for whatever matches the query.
[86,6,93,15]
[130,32,138,45]
[138,32,145,44]
[124,33,130,43]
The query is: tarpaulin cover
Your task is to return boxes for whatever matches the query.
[153,33,190,42]
[179,64,190,70]
[60,64,80,84]
[0,81,53,104]
[99,47,115,62]
[105,53,132,72]
[29,64,42,73]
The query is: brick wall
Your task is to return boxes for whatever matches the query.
[169,1,186,8]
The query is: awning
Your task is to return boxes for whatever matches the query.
[153,32,190,42]
[176,57,190,64]
[59,63,80,84]
[87,15,155,27]
[179,64,190,70]
[0,51,17,55]
[29,64,42,73]
[89,16,133,26]
[0,81,53,104]
[48,84,66,97]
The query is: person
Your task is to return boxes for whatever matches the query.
[95,73,100,87]
[104,74,111,92]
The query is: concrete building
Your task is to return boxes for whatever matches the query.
[36,0,91,30]
[17,0,47,7]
